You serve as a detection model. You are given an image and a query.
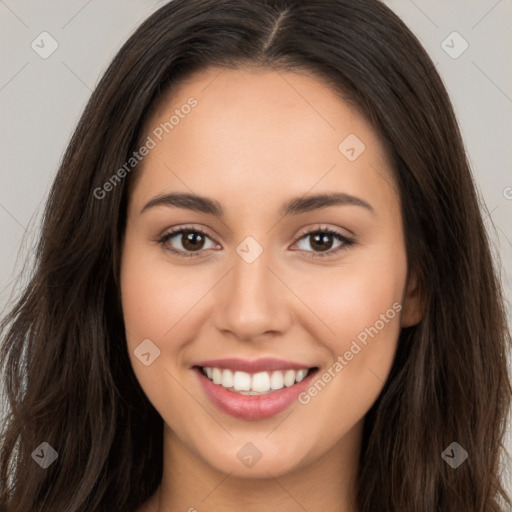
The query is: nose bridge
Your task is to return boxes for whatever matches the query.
[213,241,290,339]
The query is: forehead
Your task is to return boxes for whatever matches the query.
[131,66,396,213]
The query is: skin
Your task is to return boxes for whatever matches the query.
[120,66,423,512]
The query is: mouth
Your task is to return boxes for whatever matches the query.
[192,359,319,420]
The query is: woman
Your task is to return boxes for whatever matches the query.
[1,0,510,510]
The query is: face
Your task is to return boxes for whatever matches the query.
[120,66,421,479]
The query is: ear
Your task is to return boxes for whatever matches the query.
[401,270,424,327]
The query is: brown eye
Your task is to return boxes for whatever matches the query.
[309,232,335,252]
[294,228,355,257]
[158,227,218,257]
[180,230,206,251]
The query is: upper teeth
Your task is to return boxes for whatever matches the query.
[203,367,310,394]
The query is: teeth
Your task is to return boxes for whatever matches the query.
[202,367,312,394]
[283,369,296,387]
[251,372,270,392]
[221,369,234,388]
[295,369,308,382]
[212,367,222,385]
[270,371,284,390]
[233,371,251,391]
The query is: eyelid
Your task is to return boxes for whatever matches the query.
[156,224,355,258]
[294,224,353,242]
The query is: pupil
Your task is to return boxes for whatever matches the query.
[311,233,332,251]
[183,231,204,251]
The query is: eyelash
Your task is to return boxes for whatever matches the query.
[156,225,355,259]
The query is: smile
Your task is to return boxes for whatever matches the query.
[192,358,319,420]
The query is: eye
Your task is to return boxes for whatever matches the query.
[156,226,219,257]
[292,227,355,257]
[156,225,355,259]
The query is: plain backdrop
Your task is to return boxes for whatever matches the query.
[1,0,511,499]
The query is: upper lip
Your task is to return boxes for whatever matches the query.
[193,357,316,374]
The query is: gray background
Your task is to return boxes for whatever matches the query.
[1,0,511,497]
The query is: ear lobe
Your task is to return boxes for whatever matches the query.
[401,270,424,327]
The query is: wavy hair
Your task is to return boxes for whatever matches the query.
[1,0,511,510]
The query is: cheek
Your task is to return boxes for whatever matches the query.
[119,243,208,416]
[292,247,405,418]
[120,240,220,404]
[120,240,211,344]
[295,247,405,346]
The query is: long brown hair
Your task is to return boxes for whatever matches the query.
[1,0,510,510]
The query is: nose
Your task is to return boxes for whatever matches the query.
[212,246,292,342]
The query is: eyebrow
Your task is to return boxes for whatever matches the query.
[140,191,375,217]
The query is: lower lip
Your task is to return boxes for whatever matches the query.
[194,367,318,420]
